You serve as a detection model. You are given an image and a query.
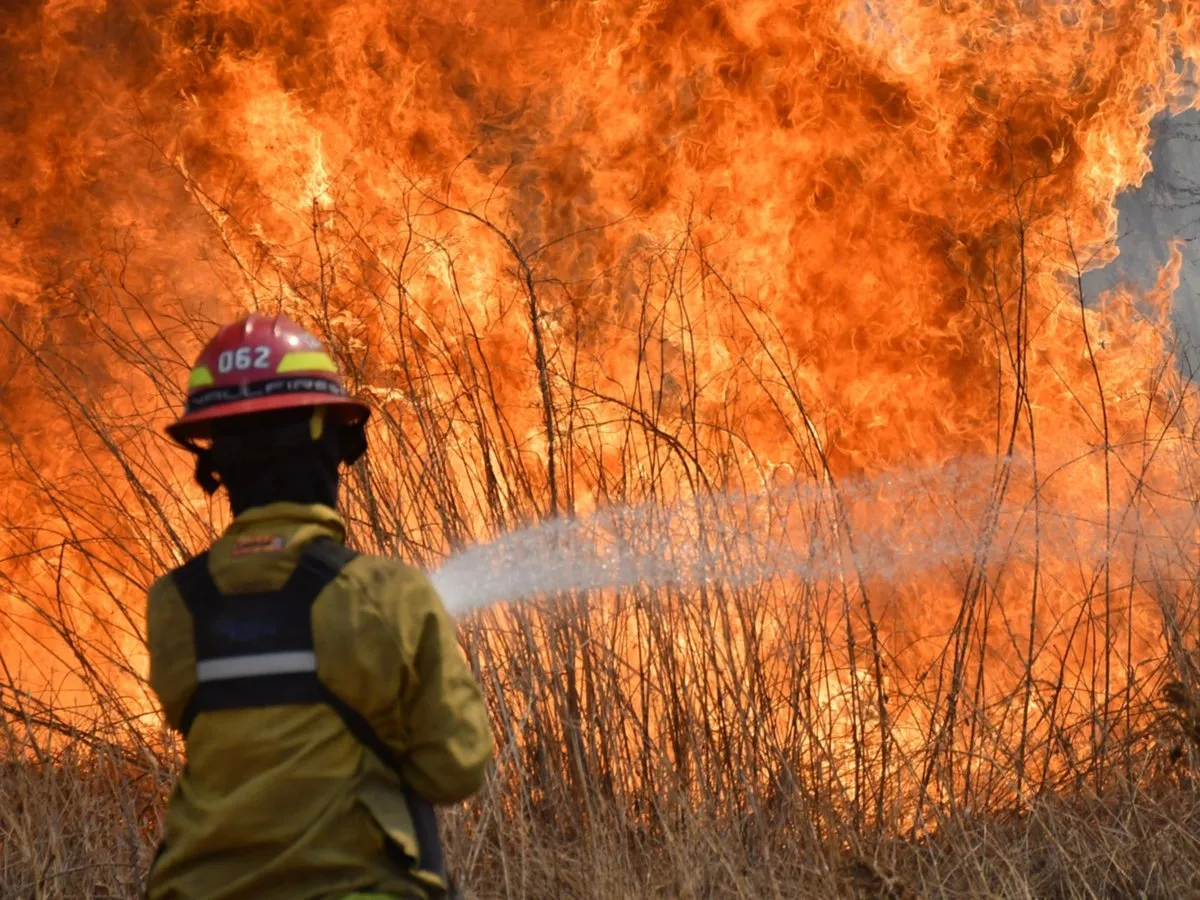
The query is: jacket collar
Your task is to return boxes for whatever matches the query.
[224,502,347,542]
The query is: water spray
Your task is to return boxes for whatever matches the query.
[428,454,1040,616]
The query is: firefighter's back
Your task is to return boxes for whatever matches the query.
[145,503,492,900]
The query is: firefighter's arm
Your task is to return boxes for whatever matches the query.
[391,573,494,804]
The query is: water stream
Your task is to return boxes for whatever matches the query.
[429,455,1037,616]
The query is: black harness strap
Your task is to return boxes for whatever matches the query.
[174,543,343,731]
[171,537,446,881]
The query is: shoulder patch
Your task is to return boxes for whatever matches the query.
[231,534,286,557]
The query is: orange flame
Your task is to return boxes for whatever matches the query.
[1,0,1199,815]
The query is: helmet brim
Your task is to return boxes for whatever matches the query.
[165,394,371,446]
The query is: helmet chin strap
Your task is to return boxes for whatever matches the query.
[194,448,223,496]
[339,421,367,466]
[308,405,369,467]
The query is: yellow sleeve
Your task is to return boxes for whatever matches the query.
[145,575,198,731]
[388,572,494,805]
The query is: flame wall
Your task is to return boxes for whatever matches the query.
[2,0,1200,811]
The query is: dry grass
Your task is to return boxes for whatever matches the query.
[3,703,1200,898]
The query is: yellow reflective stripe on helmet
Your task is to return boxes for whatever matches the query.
[187,366,215,389]
[276,351,338,374]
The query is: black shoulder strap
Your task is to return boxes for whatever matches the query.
[169,536,446,880]
[172,549,218,619]
[296,533,359,577]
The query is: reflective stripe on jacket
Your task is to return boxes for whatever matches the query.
[145,503,493,900]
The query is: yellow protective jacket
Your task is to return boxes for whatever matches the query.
[145,503,493,900]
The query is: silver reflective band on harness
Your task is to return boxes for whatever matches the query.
[196,650,318,681]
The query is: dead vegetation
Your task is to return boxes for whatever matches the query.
[3,684,1200,898]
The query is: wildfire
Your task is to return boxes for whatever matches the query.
[1,0,1199,819]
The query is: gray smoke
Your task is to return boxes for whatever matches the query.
[1082,104,1200,355]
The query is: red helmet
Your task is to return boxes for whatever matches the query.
[166,313,370,445]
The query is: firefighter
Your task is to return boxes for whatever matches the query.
[145,313,493,900]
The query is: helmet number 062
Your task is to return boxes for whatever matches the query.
[217,345,272,374]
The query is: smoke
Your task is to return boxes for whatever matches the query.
[1083,106,1200,354]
